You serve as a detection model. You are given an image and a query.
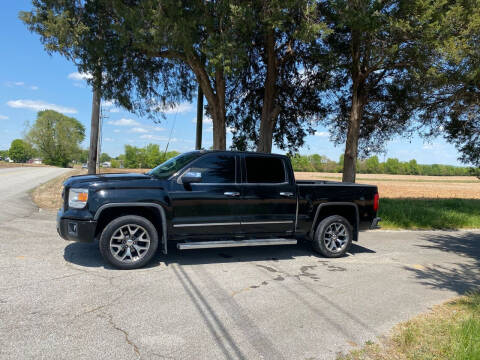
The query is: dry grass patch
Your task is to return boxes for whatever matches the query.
[31,169,82,210]
[339,291,480,360]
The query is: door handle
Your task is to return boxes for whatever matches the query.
[280,192,294,197]
[224,192,240,197]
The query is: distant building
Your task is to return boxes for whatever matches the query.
[32,158,43,165]
[101,161,111,168]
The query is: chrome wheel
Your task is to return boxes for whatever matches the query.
[323,222,348,253]
[109,224,151,263]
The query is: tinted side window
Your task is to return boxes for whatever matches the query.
[187,154,236,183]
[246,156,286,183]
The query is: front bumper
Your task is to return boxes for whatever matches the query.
[57,210,97,243]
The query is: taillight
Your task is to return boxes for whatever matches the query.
[373,193,379,212]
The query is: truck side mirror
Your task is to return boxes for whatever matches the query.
[182,171,202,184]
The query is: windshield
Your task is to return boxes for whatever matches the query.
[147,152,202,179]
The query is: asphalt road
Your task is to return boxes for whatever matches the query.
[1,168,479,360]
[0,167,70,224]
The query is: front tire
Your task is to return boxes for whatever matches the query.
[99,215,159,269]
[312,215,352,258]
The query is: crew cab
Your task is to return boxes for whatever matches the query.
[57,151,380,269]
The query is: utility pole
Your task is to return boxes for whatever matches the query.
[88,86,101,174]
[195,84,204,150]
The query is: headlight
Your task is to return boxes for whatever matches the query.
[68,188,89,209]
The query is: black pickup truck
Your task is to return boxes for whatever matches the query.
[58,151,380,269]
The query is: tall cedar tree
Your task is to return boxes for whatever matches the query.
[227,0,330,153]
[21,1,250,150]
[316,0,439,182]
[420,0,480,171]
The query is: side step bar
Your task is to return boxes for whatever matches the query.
[177,238,297,250]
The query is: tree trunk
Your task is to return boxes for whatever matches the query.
[188,59,226,150]
[257,29,278,153]
[212,68,227,150]
[342,77,367,183]
[88,86,101,175]
[342,28,366,183]
[195,84,203,150]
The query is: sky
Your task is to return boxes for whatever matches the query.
[0,1,466,166]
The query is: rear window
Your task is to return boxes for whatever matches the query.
[245,156,286,183]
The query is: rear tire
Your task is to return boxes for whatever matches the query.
[312,215,352,258]
[99,215,159,270]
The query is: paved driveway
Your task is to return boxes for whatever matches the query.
[0,168,479,359]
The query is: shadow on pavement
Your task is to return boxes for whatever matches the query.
[64,239,375,269]
[406,232,480,294]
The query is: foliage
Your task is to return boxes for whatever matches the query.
[123,144,179,169]
[0,150,9,159]
[99,153,111,163]
[418,0,480,173]
[290,154,473,176]
[8,139,32,163]
[312,0,443,181]
[227,0,330,153]
[26,110,85,167]
[20,0,254,150]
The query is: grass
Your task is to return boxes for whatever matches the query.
[379,198,480,230]
[338,291,480,360]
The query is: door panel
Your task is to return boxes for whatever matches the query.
[239,155,296,235]
[169,153,243,238]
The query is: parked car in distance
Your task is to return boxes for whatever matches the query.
[57,151,380,269]
[81,163,88,169]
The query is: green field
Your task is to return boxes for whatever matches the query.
[379,198,480,230]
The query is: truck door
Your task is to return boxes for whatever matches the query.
[239,154,297,236]
[169,153,243,238]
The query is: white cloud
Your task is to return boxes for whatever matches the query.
[104,137,114,142]
[153,126,165,132]
[131,127,148,133]
[113,129,121,133]
[109,108,120,113]
[107,118,140,126]
[68,72,92,81]
[5,81,38,90]
[7,99,78,114]
[315,131,329,137]
[0,115,8,120]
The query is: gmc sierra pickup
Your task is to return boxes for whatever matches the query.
[57,151,380,269]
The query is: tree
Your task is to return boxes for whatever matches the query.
[0,150,9,160]
[21,1,252,150]
[314,0,440,182]
[9,139,31,163]
[227,0,329,153]
[419,0,480,172]
[364,156,380,174]
[99,153,111,163]
[26,110,85,167]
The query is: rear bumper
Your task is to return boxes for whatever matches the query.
[57,210,97,243]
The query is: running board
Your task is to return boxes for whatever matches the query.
[177,238,297,250]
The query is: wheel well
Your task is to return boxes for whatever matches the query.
[312,205,358,240]
[94,206,163,239]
